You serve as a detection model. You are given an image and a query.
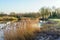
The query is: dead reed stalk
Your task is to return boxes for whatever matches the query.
[4,18,40,40]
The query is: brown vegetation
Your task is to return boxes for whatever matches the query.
[0,16,18,21]
[4,18,40,40]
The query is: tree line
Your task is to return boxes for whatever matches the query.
[0,7,60,21]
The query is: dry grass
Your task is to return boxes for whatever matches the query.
[4,18,40,40]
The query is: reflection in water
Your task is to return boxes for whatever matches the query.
[0,24,5,40]
[0,22,11,40]
[0,30,4,40]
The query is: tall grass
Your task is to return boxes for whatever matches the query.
[4,18,40,40]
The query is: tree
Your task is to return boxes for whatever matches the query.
[39,7,51,20]
[10,12,16,16]
[0,12,7,16]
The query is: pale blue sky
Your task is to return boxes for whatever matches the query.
[0,0,60,13]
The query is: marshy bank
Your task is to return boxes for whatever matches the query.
[3,18,40,40]
[0,18,60,40]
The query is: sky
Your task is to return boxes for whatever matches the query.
[0,0,60,14]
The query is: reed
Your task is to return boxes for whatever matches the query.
[4,18,40,40]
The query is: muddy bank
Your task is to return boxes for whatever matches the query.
[2,20,60,40]
[33,30,60,40]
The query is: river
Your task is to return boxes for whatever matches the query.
[0,24,5,40]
